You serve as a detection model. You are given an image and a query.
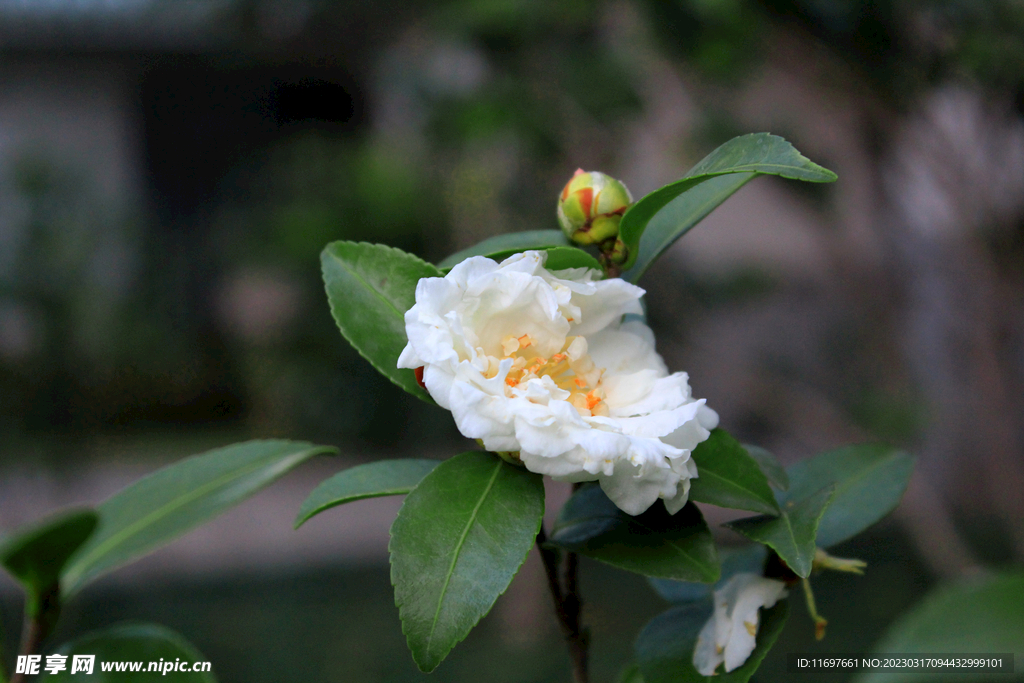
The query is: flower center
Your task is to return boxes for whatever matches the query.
[488,334,609,417]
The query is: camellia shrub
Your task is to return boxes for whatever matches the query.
[3,133,944,683]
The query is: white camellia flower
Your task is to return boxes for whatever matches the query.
[397,250,719,515]
[693,572,788,675]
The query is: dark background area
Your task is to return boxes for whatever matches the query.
[1,0,1022,680]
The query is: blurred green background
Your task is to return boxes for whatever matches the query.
[1,0,1022,681]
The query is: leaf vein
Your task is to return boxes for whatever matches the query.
[65,452,305,586]
[424,461,503,653]
[327,252,405,319]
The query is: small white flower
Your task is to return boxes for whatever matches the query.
[397,250,718,515]
[693,573,788,675]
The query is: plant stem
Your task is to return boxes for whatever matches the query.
[11,584,59,683]
[10,617,43,683]
[801,578,828,641]
[537,526,589,683]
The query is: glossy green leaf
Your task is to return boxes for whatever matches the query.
[295,459,440,528]
[782,444,914,548]
[621,174,751,282]
[726,486,835,578]
[389,451,545,672]
[62,440,336,595]
[322,241,441,402]
[549,485,719,582]
[743,444,788,490]
[535,246,603,272]
[620,133,837,279]
[1,510,97,616]
[853,572,1024,683]
[50,622,215,682]
[636,600,788,683]
[689,430,779,514]
[649,544,768,604]
[437,230,570,269]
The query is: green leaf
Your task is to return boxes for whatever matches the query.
[649,544,768,604]
[389,451,545,672]
[322,241,441,402]
[635,600,789,683]
[1,510,97,615]
[549,485,719,582]
[62,440,335,595]
[535,246,603,272]
[726,486,835,578]
[437,230,570,269]
[689,430,779,515]
[50,622,216,682]
[295,459,440,528]
[782,444,914,548]
[743,444,789,490]
[620,133,837,279]
[852,572,1024,683]
[621,174,751,282]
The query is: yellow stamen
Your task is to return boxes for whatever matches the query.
[496,332,609,416]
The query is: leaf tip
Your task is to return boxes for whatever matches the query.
[312,444,341,458]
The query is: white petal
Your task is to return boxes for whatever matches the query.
[693,608,725,676]
[597,437,684,515]
[698,403,720,430]
[398,249,718,517]
[396,343,422,370]
[692,573,788,675]
[587,324,667,377]
[663,456,696,515]
[570,279,645,337]
[421,363,455,410]
[661,400,713,452]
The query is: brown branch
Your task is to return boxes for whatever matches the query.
[537,526,589,683]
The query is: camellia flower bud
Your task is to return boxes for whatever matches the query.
[557,169,633,247]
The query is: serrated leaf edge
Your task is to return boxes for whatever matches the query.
[725,485,835,578]
[389,456,543,672]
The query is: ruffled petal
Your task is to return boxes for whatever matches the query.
[693,573,788,675]
[396,249,716,516]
